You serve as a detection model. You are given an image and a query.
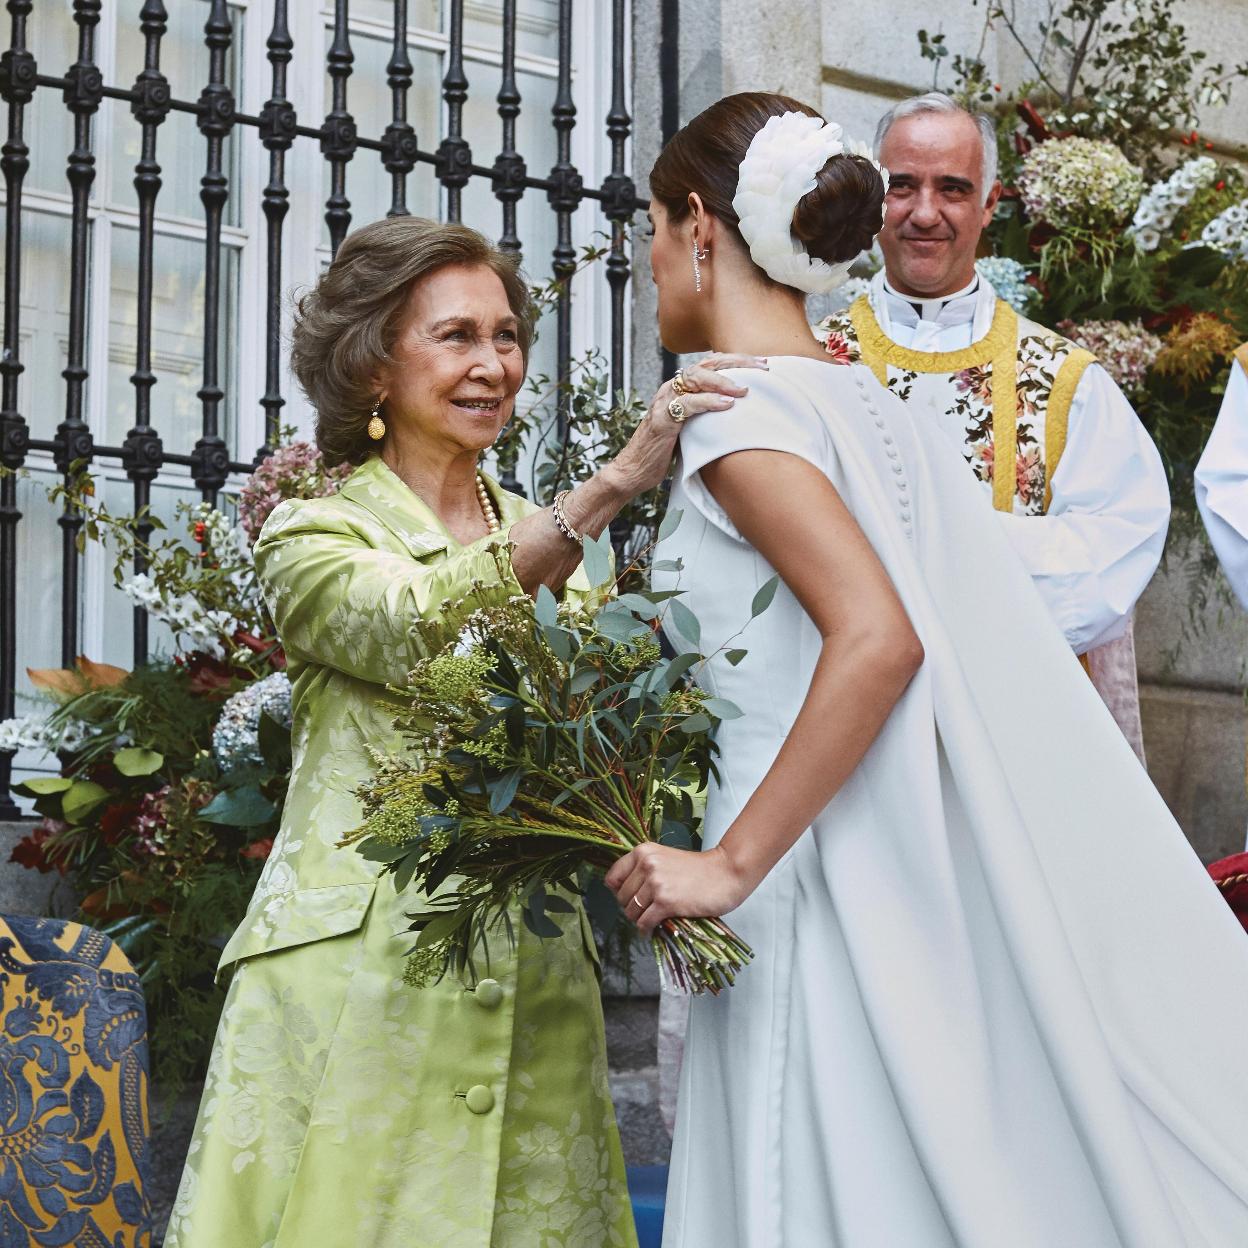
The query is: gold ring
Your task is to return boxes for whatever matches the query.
[667,398,687,423]
[631,895,642,911]
[671,369,689,396]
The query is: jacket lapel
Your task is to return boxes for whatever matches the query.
[337,455,538,558]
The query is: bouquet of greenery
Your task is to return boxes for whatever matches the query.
[349,528,775,994]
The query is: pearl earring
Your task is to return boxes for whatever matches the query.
[367,400,385,441]
[692,240,710,292]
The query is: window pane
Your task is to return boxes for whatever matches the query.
[107,226,240,458]
[322,32,442,243]
[94,474,197,670]
[465,0,560,62]
[12,468,73,711]
[349,0,441,33]
[112,1,245,228]
[25,1,77,198]
[461,65,558,276]
[0,211,75,441]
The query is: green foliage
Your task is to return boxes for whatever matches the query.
[930,1,1248,172]
[351,560,771,995]
[13,659,283,1094]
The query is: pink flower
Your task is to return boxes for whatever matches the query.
[237,442,352,544]
[822,333,855,366]
[955,365,993,405]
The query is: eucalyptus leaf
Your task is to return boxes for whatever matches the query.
[650,559,685,573]
[581,531,614,589]
[662,652,701,688]
[489,766,524,815]
[612,593,662,620]
[522,906,564,939]
[725,649,748,666]
[534,584,559,628]
[199,786,276,828]
[668,598,701,646]
[751,574,781,618]
[113,746,163,777]
[702,696,743,720]
[569,668,600,695]
[678,713,713,734]
[657,507,684,542]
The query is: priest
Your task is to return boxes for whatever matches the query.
[1195,344,1248,610]
[814,92,1171,760]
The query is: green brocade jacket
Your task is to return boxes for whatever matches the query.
[225,455,593,975]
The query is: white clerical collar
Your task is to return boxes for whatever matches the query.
[870,269,1000,345]
[881,273,980,326]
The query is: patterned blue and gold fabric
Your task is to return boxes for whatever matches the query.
[0,914,153,1247]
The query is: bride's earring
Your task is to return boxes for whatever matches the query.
[367,400,386,441]
[692,240,709,292]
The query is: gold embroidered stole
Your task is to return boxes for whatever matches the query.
[846,295,1095,517]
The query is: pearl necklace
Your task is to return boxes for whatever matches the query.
[476,473,501,534]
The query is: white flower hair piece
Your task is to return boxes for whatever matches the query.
[732,112,886,295]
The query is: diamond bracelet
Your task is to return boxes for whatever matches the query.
[551,490,582,544]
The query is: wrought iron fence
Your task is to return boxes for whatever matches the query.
[0,0,644,817]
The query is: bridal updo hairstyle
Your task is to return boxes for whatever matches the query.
[290,216,534,468]
[649,92,885,280]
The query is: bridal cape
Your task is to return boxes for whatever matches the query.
[652,356,1248,1248]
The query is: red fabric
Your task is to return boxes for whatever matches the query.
[1208,853,1248,934]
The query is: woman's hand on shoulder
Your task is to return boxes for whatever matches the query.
[605,354,768,497]
[604,841,751,937]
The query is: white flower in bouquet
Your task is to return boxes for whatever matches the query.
[1128,156,1219,251]
[212,671,293,773]
[0,712,96,758]
[974,257,1037,314]
[1200,197,1248,261]
[1018,137,1144,232]
[0,715,51,753]
[1057,318,1164,394]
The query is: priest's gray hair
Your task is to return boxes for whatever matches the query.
[874,92,999,203]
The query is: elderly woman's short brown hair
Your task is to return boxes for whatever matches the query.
[290,216,535,467]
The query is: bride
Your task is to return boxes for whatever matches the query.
[606,91,1248,1246]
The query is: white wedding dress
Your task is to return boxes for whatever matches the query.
[651,356,1248,1248]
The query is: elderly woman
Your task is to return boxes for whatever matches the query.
[165,216,754,1247]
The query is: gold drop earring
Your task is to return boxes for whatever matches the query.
[692,239,709,292]
[367,399,386,441]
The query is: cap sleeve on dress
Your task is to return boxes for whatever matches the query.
[676,367,831,542]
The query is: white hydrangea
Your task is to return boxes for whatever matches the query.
[1200,197,1248,261]
[1127,156,1219,251]
[1018,137,1144,231]
[212,671,293,773]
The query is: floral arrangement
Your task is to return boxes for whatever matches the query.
[1201,198,1248,263]
[350,528,770,994]
[5,440,345,1092]
[1128,156,1219,252]
[237,440,353,544]
[1055,318,1164,395]
[1017,136,1144,232]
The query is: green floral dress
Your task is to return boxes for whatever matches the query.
[165,457,636,1248]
